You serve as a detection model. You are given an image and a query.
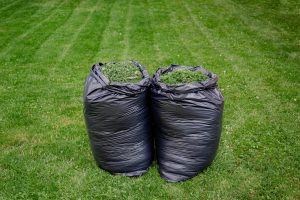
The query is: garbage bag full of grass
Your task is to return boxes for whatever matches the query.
[84,61,152,176]
[151,64,224,182]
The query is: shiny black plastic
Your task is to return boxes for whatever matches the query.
[151,64,224,182]
[83,61,152,176]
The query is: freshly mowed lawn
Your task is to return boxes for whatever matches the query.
[0,0,299,199]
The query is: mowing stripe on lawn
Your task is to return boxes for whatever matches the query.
[139,0,156,70]
[94,0,129,61]
[58,0,102,62]
[166,2,199,65]
[122,0,156,66]
[121,0,132,60]
[147,0,194,66]
[63,0,116,64]
[146,1,163,67]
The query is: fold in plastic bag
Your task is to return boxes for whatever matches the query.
[151,64,224,182]
[84,61,152,176]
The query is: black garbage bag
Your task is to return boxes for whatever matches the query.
[83,61,152,176]
[151,64,224,182]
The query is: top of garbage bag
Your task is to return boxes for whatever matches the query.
[152,64,219,93]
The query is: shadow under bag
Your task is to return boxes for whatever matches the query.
[83,62,152,176]
[151,64,224,182]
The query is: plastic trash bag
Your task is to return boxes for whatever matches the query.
[151,64,224,182]
[83,61,152,176]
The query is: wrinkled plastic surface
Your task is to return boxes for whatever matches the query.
[84,61,152,176]
[151,64,224,182]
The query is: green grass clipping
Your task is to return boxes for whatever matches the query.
[102,61,142,83]
[160,68,208,84]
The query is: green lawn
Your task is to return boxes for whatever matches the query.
[0,0,299,199]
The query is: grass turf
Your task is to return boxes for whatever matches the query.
[102,61,142,83]
[160,68,208,84]
[0,0,299,199]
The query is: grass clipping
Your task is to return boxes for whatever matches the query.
[102,61,142,83]
[160,68,208,84]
